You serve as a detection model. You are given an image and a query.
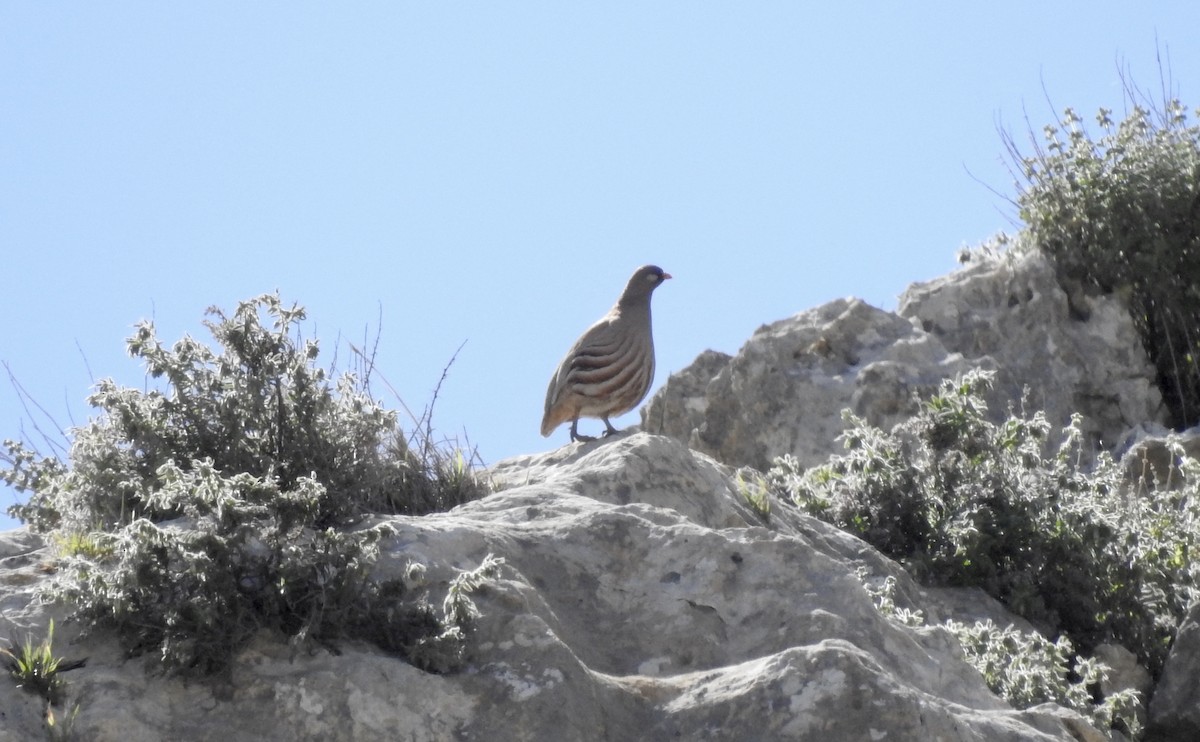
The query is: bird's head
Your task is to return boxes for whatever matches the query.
[619,265,671,307]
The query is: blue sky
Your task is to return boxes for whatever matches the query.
[4,4,1199,530]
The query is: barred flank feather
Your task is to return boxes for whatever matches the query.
[541,265,670,442]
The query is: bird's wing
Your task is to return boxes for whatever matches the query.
[560,314,627,381]
[543,312,622,409]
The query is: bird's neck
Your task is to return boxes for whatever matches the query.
[615,297,651,315]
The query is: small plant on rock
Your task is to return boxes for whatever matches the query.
[2,620,67,704]
[736,469,772,522]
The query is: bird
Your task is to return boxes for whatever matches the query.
[541,264,671,442]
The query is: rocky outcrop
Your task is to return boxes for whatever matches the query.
[643,250,1165,471]
[0,434,1107,742]
[642,298,977,472]
[898,250,1166,452]
[5,247,1188,740]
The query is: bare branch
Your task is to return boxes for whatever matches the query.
[3,361,69,460]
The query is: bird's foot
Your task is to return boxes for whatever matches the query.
[601,419,621,437]
[570,421,598,442]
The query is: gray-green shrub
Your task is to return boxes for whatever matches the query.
[857,568,1141,735]
[3,294,493,674]
[947,619,1142,736]
[770,369,1200,677]
[1007,95,1200,429]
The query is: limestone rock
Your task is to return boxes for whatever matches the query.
[1,434,1108,741]
[643,249,1166,473]
[643,298,975,472]
[639,348,732,446]
[898,250,1166,451]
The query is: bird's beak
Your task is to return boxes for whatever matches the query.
[662,273,673,280]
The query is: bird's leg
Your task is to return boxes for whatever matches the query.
[570,419,597,443]
[601,417,620,437]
